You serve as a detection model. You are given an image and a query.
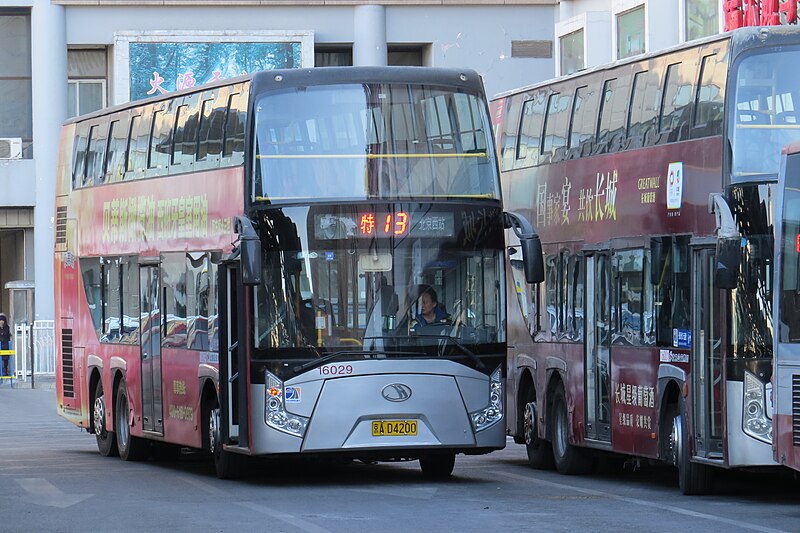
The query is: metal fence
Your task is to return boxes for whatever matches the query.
[11,320,56,381]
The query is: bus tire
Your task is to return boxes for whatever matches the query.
[93,379,118,457]
[552,385,592,475]
[523,395,554,469]
[207,397,243,479]
[419,453,456,479]
[115,379,149,461]
[668,397,713,495]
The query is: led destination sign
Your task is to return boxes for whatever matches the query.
[314,212,455,240]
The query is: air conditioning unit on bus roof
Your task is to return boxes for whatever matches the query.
[0,138,22,160]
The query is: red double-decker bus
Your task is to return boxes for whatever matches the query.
[492,26,800,494]
[55,66,544,479]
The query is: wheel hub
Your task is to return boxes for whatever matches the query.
[523,402,535,446]
[93,395,106,437]
[209,407,221,455]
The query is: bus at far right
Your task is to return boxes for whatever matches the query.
[774,141,800,473]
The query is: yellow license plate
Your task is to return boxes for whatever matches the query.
[372,420,418,437]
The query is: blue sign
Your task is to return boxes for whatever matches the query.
[325,251,335,261]
[129,42,302,101]
[673,328,692,349]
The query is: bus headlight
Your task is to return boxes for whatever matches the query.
[470,366,504,432]
[265,371,309,438]
[743,371,772,444]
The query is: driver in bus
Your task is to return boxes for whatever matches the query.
[410,286,451,333]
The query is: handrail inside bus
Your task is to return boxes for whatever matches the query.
[255,152,488,159]
[253,193,496,202]
[735,124,800,129]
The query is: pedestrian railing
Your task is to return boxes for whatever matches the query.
[11,320,56,382]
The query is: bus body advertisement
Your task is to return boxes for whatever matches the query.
[494,26,800,494]
[55,67,543,478]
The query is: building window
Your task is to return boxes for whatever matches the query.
[315,47,353,67]
[68,49,107,118]
[388,47,424,66]
[560,29,585,76]
[0,10,32,158]
[617,6,646,60]
[685,0,719,41]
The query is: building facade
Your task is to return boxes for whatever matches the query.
[555,0,724,76]
[0,0,558,325]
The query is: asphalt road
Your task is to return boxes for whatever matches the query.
[1,387,799,533]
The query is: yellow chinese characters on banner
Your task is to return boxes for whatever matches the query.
[102,194,210,243]
[537,170,619,228]
[615,380,654,430]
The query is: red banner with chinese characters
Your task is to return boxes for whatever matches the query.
[725,0,798,30]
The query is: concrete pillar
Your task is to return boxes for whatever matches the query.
[31,0,67,321]
[353,4,387,66]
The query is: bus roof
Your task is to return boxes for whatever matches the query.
[492,25,800,100]
[66,66,485,125]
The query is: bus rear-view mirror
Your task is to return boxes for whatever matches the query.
[715,237,740,290]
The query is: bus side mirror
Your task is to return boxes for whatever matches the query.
[235,216,262,286]
[504,211,544,284]
[520,234,544,284]
[715,237,740,290]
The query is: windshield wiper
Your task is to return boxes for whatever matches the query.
[293,347,426,373]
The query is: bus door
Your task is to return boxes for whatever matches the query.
[140,264,163,434]
[691,247,724,459]
[585,252,612,442]
[218,262,245,445]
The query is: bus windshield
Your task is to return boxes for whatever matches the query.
[252,83,499,202]
[731,47,800,182]
[253,204,505,359]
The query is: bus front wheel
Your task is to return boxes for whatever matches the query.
[523,394,554,469]
[115,379,149,461]
[93,379,118,457]
[419,453,455,479]
[207,399,243,479]
[668,397,713,495]
[551,386,592,475]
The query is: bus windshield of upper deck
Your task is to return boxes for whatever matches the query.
[252,204,505,361]
[252,83,499,201]
[731,48,800,182]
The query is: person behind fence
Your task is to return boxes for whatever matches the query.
[0,313,10,377]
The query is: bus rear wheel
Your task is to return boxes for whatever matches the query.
[419,453,456,479]
[93,379,118,457]
[115,379,149,461]
[207,398,244,479]
[667,397,713,495]
[552,386,592,475]
[523,395,554,469]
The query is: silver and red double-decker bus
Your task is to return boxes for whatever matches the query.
[54,67,543,479]
[492,26,800,494]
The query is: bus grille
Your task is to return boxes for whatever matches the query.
[55,206,67,251]
[61,328,74,398]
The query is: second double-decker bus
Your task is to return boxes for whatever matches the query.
[54,66,543,479]
[773,142,800,473]
[492,25,800,494]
